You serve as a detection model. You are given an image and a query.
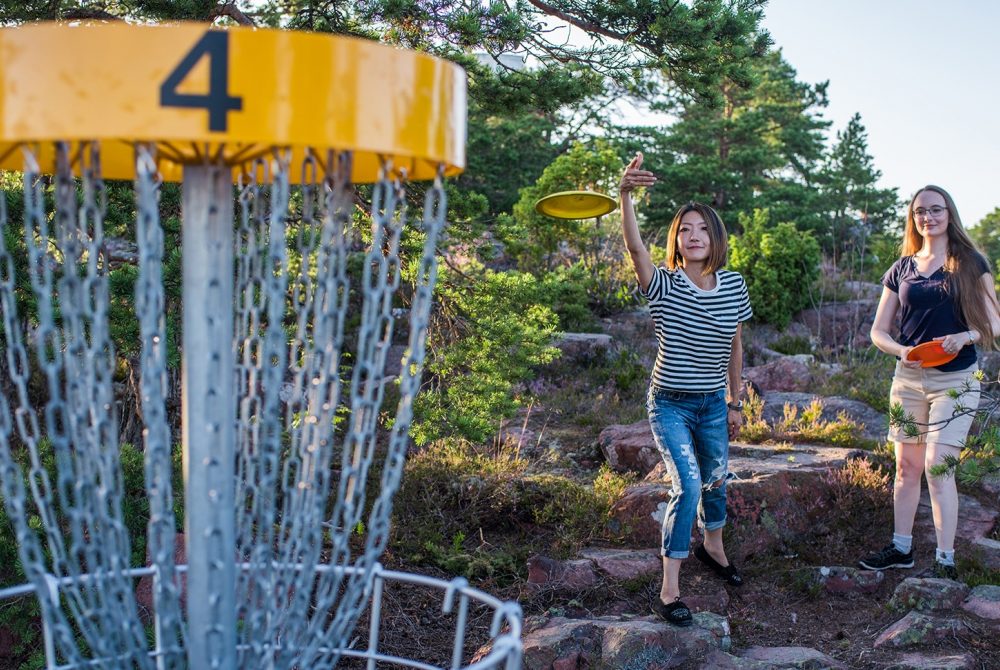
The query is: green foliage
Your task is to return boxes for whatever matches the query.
[0,440,163,668]
[536,264,600,333]
[741,396,872,449]
[639,50,830,229]
[504,141,623,271]
[729,208,820,329]
[813,114,900,255]
[413,268,560,444]
[970,207,1000,283]
[770,335,812,356]
[521,465,633,554]
[256,0,769,106]
[392,441,634,578]
[815,348,895,414]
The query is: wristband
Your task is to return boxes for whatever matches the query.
[968,331,975,344]
[727,401,743,411]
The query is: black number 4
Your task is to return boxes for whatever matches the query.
[160,31,243,132]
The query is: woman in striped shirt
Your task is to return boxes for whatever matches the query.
[619,152,753,627]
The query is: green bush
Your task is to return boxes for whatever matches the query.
[771,334,812,356]
[537,264,600,332]
[729,208,821,329]
[413,268,560,445]
[504,141,623,272]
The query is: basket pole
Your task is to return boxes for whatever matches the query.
[182,163,238,670]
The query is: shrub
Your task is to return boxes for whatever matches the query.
[537,264,600,332]
[413,268,561,445]
[729,208,821,329]
[771,335,812,356]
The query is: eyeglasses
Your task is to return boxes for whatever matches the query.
[913,206,948,218]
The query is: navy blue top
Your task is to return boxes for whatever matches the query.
[881,254,989,371]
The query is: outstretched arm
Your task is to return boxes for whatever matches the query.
[619,152,657,292]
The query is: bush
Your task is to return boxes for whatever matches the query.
[537,264,600,332]
[391,441,634,578]
[729,208,821,329]
[413,268,561,445]
[771,334,812,356]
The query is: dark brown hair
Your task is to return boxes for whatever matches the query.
[902,185,998,350]
[665,202,728,275]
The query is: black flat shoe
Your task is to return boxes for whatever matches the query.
[694,544,743,587]
[651,596,693,627]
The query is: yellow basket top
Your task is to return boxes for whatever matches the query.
[0,22,467,182]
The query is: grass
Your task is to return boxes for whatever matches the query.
[814,347,895,414]
[739,392,878,449]
[391,439,635,583]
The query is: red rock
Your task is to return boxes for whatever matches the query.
[578,547,661,581]
[817,566,884,596]
[598,420,660,476]
[874,611,965,648]
[743,355,818,393]
[607,483,670,548]
[961,585,1000,620]
[526,555,598,590]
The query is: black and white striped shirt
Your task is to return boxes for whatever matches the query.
[640,267,753,393]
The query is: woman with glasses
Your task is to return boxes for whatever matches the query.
[860,185,1000,579]
[619,152,752,626]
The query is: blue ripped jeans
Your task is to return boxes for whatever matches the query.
[646,386,731,559]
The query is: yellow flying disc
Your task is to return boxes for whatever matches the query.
[534,191,618,219]
[0,22,466,182]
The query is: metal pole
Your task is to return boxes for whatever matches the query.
[182,163,237,670]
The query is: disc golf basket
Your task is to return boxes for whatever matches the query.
[0,23,521,670]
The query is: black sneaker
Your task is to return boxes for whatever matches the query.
[858,543,915,571]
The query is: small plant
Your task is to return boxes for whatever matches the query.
[771,335,813,356]
[739,388,770,442]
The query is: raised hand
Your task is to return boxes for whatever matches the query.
[619,151,657,194]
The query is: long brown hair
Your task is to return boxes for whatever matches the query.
[902,185,997,350]
[665,202,728,275]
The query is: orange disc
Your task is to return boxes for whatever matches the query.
[906,341,958,368]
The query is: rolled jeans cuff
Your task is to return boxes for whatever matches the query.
[702,517,727,532]
[662,549,690,559]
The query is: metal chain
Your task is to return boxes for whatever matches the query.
[0,143,153,667]
[135,144,186,669]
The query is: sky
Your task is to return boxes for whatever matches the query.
[762,0,1000,227]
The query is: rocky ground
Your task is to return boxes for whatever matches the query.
[505,292,1000,670]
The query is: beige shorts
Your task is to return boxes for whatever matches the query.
[887,362,980,446]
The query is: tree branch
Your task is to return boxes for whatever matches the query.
[209,1,255,26]
[62,8,120,21]
[524,0,629,42]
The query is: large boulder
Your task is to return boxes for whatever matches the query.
[874,611,967,648]
[961,584,1000,620]
[739,646,848,669]
[577,547,662,581]
[526,556,599,591]
[520,614,729,670]
[607,482,670,547]
[554,332,613,362]
[795,299,878,350]
[744,355,820,393]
